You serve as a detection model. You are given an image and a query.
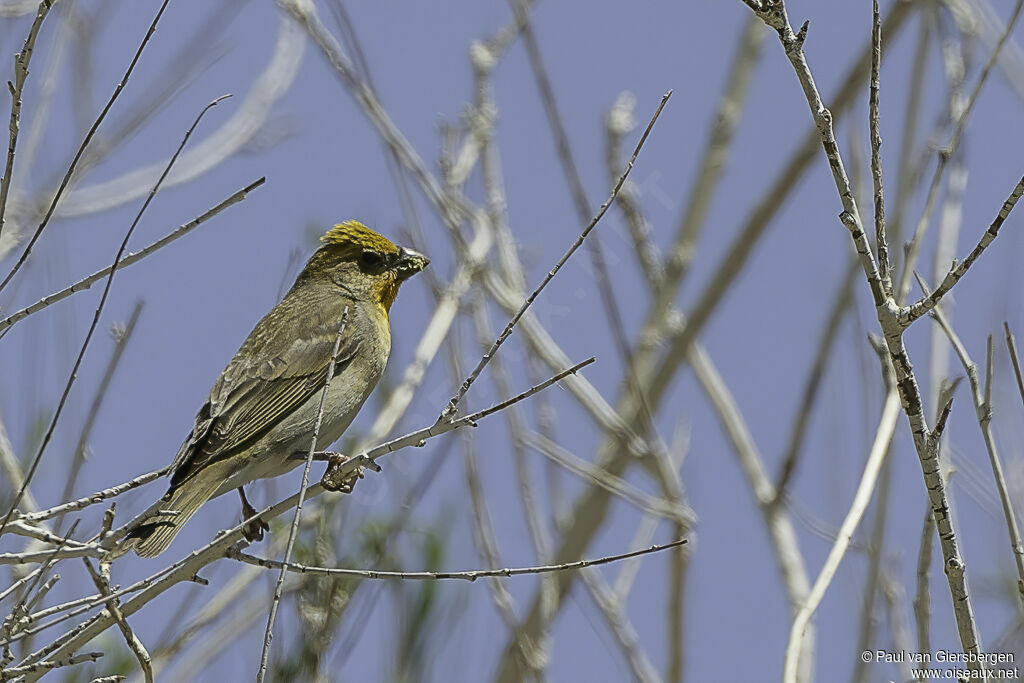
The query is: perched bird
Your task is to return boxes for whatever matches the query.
[124,221,428,557]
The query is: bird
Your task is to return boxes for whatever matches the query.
[123,221,428,557]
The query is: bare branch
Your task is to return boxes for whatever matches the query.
[0,177,266,336]
[905,173,1024,324]
[0,0,51,244]
[82,559,152,683]
[784,388,901,683]
[230,540,687,581]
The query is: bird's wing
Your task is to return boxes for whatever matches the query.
[169,313,359,488]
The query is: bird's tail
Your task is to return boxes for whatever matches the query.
[122,476,221,558]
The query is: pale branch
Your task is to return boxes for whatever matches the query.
[0,95,231,540]
[521,430,691,525]
[688,342,814,682]
[0,0,51,244]
[229,539,687,581]
[1,651,103,678]
[81,559,153,683]
[446,332,535,670]
[0,545,104,566]
[578,565,662,683]
[661,13,763,301]
[636,2,915,426]
[4,560,184,647]
[0,0,171,295]
[0,178,266,336]
[0,565,41,603]
[255,310,348,683]
[438,91,670,421]
[783,387,902,682]
[1004,322,1024,415]
[4,520,92,549]
[483,274,654,461]
[0,413,34,514]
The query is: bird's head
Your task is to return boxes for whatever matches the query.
[301,220,429,310]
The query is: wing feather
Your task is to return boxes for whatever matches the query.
[170,308,357,487]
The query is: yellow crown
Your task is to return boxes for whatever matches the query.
[321,220,399,255]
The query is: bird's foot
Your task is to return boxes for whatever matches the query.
[321,453,380,493]
[237,487,269,543]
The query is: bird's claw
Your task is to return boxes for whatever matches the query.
[242,517,270,543]
[321,453,369,493]
[238,488,270,543]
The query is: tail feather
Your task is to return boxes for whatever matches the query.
[124,476,221,558]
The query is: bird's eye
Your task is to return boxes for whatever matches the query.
[359,251,385,270]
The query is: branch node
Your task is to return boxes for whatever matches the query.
[794,20,809,49]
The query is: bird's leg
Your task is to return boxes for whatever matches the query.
[237,487,269,543]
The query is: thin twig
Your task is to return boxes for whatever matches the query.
[57,302,144,530]
[521,431,688,524]
[905,173,1024,324]
[230,539,687,581]
[0,0,51,244]
[20,468,168,525]
[255,309,348,683]
[0,95,231,540]
[0,0,172,295]
[1004,323,1024,414]
[774,260,858,500]
[0,178,265,336]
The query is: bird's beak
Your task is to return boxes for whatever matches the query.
[395,247,429,280]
